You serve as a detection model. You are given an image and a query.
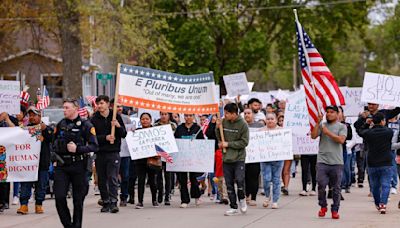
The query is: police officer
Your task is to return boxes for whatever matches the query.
[53,99,98,228]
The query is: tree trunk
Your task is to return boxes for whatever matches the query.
[55,0,83,99]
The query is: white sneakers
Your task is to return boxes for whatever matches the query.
[224,208,239,216]
[309,191,317,196]
[94,186,100,195]
[180,203,188,208]
[239,199,247,214]
[390,187,397,195]
[271,203,279,209]
[224,199,247,216]
[12,196,19,205]
[299,190,308,196]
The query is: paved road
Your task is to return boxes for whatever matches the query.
[1,174,399,228]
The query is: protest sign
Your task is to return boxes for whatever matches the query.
[361,72,400,107]
[0,80,20,115]
[0,127,41,182]
[126,125,178,160]
[245,129,293,163]
[283,89,311,135]
[223,72,250,97]
[292,134,319,155]
[345,116,363,144]
[166,139,215,172]
[117,64,218,114]
[340,87,364,116]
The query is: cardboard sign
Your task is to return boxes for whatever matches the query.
[0,80,20,115]
[166,139,215,172]
[0,127,41,182]
[361,72,400,107]
[245,128,293,163]
[340,87,364,117]
[223,72,250,97]
[118,64,218,114]
[126,125,178,160]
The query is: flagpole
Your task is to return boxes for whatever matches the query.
[293,9,322,116]
[110,63,121,144]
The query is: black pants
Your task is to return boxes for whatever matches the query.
[317,163,343,212]
[156,162,171,202]
[356,150,366,184]
[96,152,121,204]
[177,172,201,204]
[245,163,260,200]
[301,155,317,191]
[54,160,88,228]
[135,161,157,204]
[223,161,245,209]
[128,160,137,201]
[0,182,10,207]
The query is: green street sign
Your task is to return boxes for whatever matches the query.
[96,73,114,85]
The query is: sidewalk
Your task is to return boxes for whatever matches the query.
[1,174,399,228]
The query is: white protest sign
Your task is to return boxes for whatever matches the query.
[345,116,363,144]
[292,134,319,155]
[214,85,220,102]
[118,64,218,114]
[283,89,311,135]
[361,72,400,107]
[245,128,293,163]
[166,139,215,172]
[0,80,20,115]
[126,125,178,160]
[0,127,41,182]
[340,87,364,117]
[223,72,250,97]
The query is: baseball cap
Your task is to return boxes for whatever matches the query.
[27,106,41,115]
[325,105,339,113]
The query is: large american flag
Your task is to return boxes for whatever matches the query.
[295,20,345,129]
[36,86,50,110]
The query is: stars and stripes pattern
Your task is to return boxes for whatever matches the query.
[295,20,345,129]
[86,96,97,107]
[202,114,213,135]
[20,91,30,107]
[36,86,50,110]
[78,97,88,118]
[155,145,173,163]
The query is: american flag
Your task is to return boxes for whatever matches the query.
[202,114,213,135]
[36,86,50,110]
[155,144,173,163]
[86,96,97,107]
[295,19,345,129]
[20,91,30,107]
[78,97,88,118]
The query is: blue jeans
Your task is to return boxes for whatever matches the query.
[20,170,49,205]
[13,182,20,197]
[368,166,392,206]
[208,172,217,195]
[119,156,130,201]
[391,151,398,188]
[341,151,352,189]
[261,161,283,203]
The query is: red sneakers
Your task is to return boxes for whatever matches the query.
[379,204,386,214]
[318,207,328,217]
[331,211,340,219]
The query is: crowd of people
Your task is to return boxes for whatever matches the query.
[1,94,400,227]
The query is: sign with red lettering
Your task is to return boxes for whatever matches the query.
[0,127,41,182]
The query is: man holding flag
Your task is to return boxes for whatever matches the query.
[294,9,346,219]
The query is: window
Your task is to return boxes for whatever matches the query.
[41,74,63,98]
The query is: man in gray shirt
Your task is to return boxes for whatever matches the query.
[311,105,347,220]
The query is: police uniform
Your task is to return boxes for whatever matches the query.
[53,116,98,228]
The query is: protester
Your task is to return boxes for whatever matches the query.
[154,111,177,205]
[278,112,292,196]
[91,95,127,213]
[205,115,229,205]
[0,111,17,212]
[354,103,400,188]
[338,107,353,194]
[174,113,204,208]
[260,113,284,209]
[387,116,400,195]
[245,98,266,122]
[117,104,132,207]
[299,153,317,196]
[358,112,393,214]
[53,99,98,228]
[311,105,347,219]
[243,108,264,206]
[216,103,249,216]
[17,106,53,215]
[134,113,158,209]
